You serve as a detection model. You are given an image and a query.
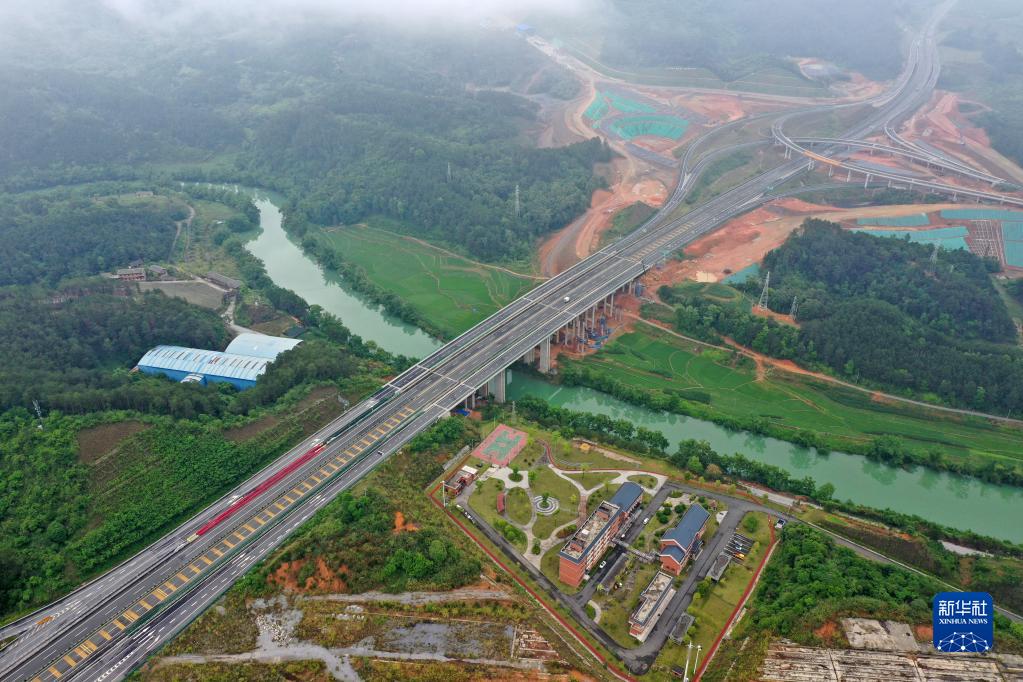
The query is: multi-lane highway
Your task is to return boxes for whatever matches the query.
[0,1,989,679]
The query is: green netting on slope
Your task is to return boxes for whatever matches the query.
[1002,222,1023,242]
[1005,241,1023,267]
[584,95,610,122]
[608,115,689,141]
[603,91,655,113]
[724,263,760,284]
[940,208,1023,221]
[851,227,968,250]
[856,213,930,227]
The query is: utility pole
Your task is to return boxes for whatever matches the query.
[683,641,694,681]
[789,295,798,318]
[514,184,521,218]
[756,271,770,311]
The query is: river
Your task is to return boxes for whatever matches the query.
[243,189,442,358]
[246,191,1023,543]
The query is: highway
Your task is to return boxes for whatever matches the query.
[0,1,975,680]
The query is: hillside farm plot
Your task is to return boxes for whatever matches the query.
[320,224,537,337]
[565,325,1023,469]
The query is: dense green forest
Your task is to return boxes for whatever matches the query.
[531,0,920,80]
[660,220,1023,416]
[0,14,601,262]
[0,196,184,285]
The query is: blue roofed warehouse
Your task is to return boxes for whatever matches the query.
[137,333,302,390]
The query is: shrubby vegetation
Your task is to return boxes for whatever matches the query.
[661,220,1023,417]
[747,525,1023,652]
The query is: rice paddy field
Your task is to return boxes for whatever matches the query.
[319,224,538,338]
[566,324,1023,469]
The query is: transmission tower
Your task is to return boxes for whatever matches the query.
[32,399,44,430]
[514,184,521,218]
[756,271,770,311]
[930,243,939,264]
[789,295,798,318]
[447,161,452,183]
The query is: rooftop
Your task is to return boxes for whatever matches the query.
[560,500,619,562]
[224,332,302,359]
[669,613,695,643]
[608,481,643,512]
[709,551,732,581]
[663,503,710,550]
[630,571,674,627]
[138,345,271,382]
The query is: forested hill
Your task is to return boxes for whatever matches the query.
[763,219,1015,343]
[239,29,608,262]
[662,220,1023,415]
[0,196,185,286]
[0,18,600,262]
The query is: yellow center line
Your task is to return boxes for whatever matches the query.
[190,564,202,574]
[164,581,177,592]
[152,589,166,601]
[211,547,223,557]
[223,539,235,549]
[201,555,214,565]
[255,516,266,526]
[112,619,126,631]
[48,666,62,678]
[243,523,255,532]
[63,655,77,667]
[177,572,190,583]
[233,531,245,541]
[74,647,87,659]
[138,599,153,611]
[274,502,286,510]
[99,630,112,641]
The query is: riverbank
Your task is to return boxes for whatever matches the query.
[240,191,1023,545]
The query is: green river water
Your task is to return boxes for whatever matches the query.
[247,191,1023,542]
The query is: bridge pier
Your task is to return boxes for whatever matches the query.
[539,337,551,373]
[487,370,507,404]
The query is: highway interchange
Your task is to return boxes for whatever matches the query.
[0,0,1007,679]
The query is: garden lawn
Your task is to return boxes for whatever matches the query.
[530,465,581,541]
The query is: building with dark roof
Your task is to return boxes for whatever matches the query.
[628,571,676,641]
[669,613,695,644]
[207,271,242,291]
[116,267,146,281]
[708,551,732,582]
[558,481,644,587]
[659,503,710,576]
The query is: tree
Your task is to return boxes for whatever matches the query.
[687,456,704,475]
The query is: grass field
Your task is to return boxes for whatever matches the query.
[530,466,581,541]
[320,223,538,337]
[506,487,533,525]
[565,471,619,491]
[567,324,1023,469]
